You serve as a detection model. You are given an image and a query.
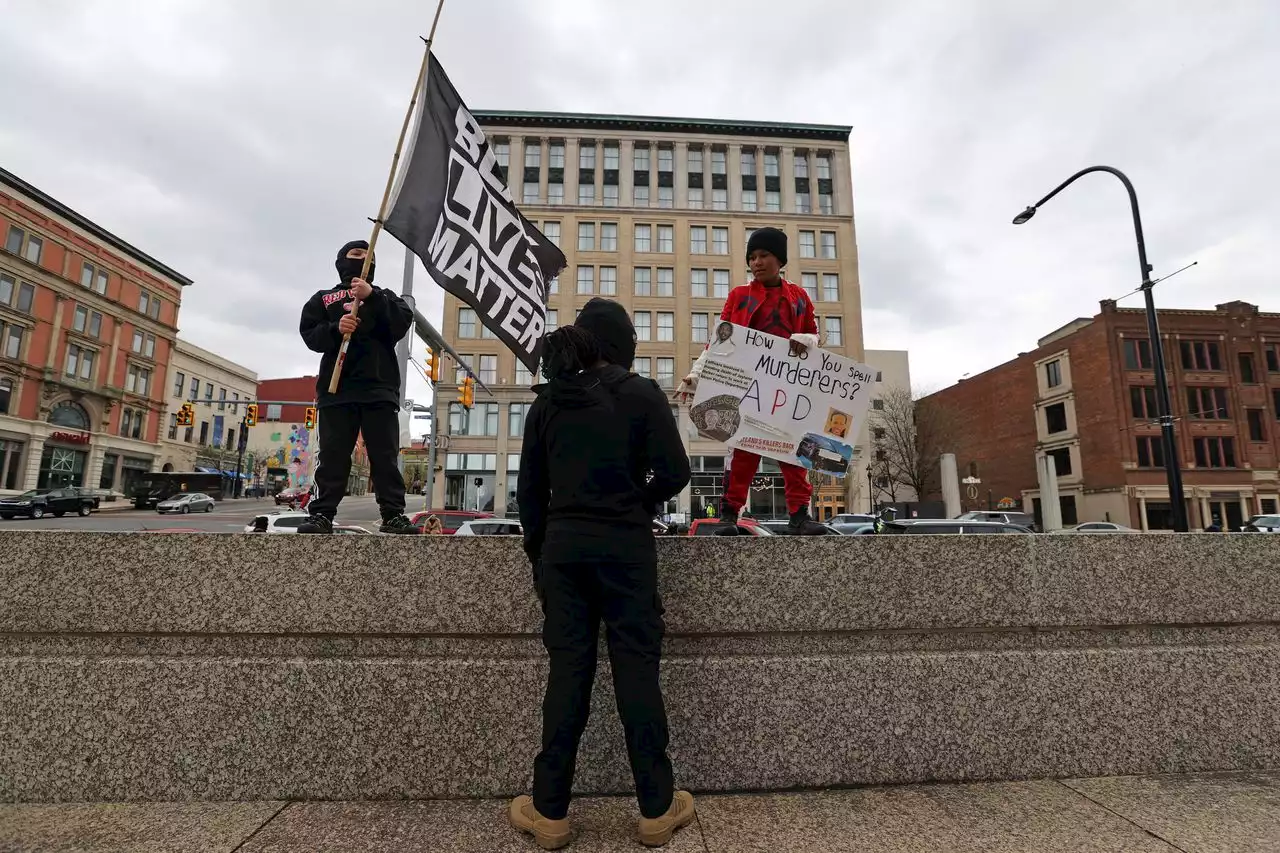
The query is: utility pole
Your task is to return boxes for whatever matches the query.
[424,379,440,512]
[396,246,415,477]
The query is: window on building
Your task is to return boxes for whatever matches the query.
[1045,359,1062,388]
[794,153,809,180]
[120,407,143,439]
[549,142,565,168]
[1247,409,1267,442]
[634,357,651,378]
[816,154,832,180]
[2,322,21,359]
[231,392,239,414]
[634,267,651,296]
[711,149,726,175]
[546,309,558,332]
[1266,344,1280,373]
[576,266,594,294]
[138,291,150,315]
[712,227,729,254]
[820,231,837,259]
[1123,338,1153,370]
[167,413,178,440]
[801,273,819,302]
[657,225,673,253]
[173,372,186,397]
[1180,340,1222,371]
[1136,435,1165,468]
[578,222,595,251]
[509,402,529,438]
[4,226,23,255]
[266,403,282,421]
[523,182,540,205]
[599,266,617,296]
[765,191,781,212]
[1187,386,1229,420]
[687,188,704,210]
[712,189,728,211]
[740,149,756,176]
[634,145,650,171]
[764,152,779,178]
[458,308,477,338]
[73,305,89,333]
[634,311,652,341]
[824,316,843,346]
[658,187,674,208]
[578,184,595,205]
[24,234,43,264]
[524,141,541,168]
[692,314,708,343]
[480,355,497,384]
[687,147,703,178]
[80,262,95,289]
[713,270,731,299]
[872,398,884,411]
[657,357,675,388]
[601,222,617,251]
[692,269,708,298]
[796,192,812,214]
[493,140,510,170]
[1047,447,1072,477]
[516,362,533,385]
[548,182,564,205]
[656,267,673,297]
[1239,352,1257,383]
[742,190,757,211]
[1045,402,1068,434]
[126,364,151,396]
[603,143,619,171]
[799,231,816,258]
[542,221,560,247]
[634,224,651,253]
[64,344,95,381]
[1194,436,1236,468]
[1274,388,1280,421]
[658,147,673,173]
[579,143,596,170]
[822,273,839,302]
[634,185,650,207]
[218,388,226,411]
[448,403,466,435]
[690,226,707,254]
[657,312,674,342]
[1129,386,1158,420]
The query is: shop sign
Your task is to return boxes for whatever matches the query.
[50,431,90,445]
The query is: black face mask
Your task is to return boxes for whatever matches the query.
[337,255,375,284]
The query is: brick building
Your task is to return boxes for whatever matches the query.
[0,167,191,495]
[245,375,369,496]
[921,300,1280,531]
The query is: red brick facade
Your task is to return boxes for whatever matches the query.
[922,300,1280,530]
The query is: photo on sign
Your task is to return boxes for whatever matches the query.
[824,408,852,439]
[709,321,736,357]
[690,394,743,442]
[796,432,853,475]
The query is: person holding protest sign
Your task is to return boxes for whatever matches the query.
[512,298,694,849]
[296,239,418,535]
[677,227,826,535]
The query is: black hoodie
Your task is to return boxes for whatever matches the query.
[518,364,690,563]
[299,243,414,407]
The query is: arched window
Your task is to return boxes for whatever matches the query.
[48,401,90,430]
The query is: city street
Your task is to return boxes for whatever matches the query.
[0,492,408,533]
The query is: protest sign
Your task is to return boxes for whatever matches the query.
[689,322,877,477]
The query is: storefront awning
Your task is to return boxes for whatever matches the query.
[194,466,220,474]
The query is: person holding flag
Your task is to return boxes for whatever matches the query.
[677,227,827,535]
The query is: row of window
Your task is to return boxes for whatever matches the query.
[5,225,167,320]
[171,371,249,415]
[1129,384,1280,433]
[554,222,840,260]
[165,413,241,450]
[1134,435,1242,469]
[1123,338,1280,376]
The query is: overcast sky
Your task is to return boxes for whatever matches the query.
[2,0,1276,425]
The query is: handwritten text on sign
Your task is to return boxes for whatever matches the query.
[689,324,877,477]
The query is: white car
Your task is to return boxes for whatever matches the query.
[1061,522,1139,533]
[244,511,311,533]
[454,519,523,536]
[1243,515,1280,533]
[156,493,216,514]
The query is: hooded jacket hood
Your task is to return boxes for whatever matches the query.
[534,364,631,410]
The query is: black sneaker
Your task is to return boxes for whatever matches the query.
[716,503,741,537]
[379,514,420,535]
[787,507,828,536]
[297,514,333,534]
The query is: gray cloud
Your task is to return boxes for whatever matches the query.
[1,0,1276,406]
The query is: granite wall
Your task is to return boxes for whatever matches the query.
[2,532,1278,802]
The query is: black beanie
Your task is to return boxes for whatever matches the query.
[746,227,787,267]
[335,239,376,284]
[574,298,636,369]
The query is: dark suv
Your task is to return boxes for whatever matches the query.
[0,488,97,520]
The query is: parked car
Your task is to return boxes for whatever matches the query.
[333,524,374,535]
[881,520,1032,535]
[454,519,523,536]
[956,510,1038,529]
[1061,522,1139,533]
[274,487,310,509]
[0,488,96,520]
[829,513,876,526]
[1242,514,1280,533]
[687,518,775,536]
[244,511,311,533]
[410,510,494,535]
[830,522,876,535]
[156,492,216,514]
[68,487,102,510]
[758,520,841,535]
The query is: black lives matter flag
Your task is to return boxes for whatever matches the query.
[384,54,565,373]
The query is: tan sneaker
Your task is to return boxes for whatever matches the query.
[508,795,572,850]
[637,790,695,847]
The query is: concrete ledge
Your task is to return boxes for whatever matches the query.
[2,532,1278,801]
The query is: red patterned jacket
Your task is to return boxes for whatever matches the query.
[718,278,818,337]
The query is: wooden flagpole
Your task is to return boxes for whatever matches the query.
[328,0,448,394]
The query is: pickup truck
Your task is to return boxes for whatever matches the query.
[0,488,97,520]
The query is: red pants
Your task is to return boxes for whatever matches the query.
[722,449,812,515]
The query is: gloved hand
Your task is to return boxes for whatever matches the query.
[789,332,820,353]
[675,373,698,401]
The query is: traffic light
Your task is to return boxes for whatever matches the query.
[457,377,475,410]
[245,403,259,427]
[425,348,441,383]
[304,406,317,430]
[177,403,194,426]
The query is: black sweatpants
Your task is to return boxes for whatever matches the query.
[309,401,405,521]
[532,556,674,821]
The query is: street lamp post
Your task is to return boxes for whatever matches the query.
[1013,166,1188,532]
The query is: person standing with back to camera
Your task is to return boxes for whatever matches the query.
[296,239,419,535]
[677,227,827,535]
[509,298,694,849]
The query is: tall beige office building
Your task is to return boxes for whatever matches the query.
[434,112,864,519]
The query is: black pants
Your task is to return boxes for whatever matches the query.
[309,401,405,521]
[532,557,674,820]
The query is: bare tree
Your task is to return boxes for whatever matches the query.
[870,386,958,501]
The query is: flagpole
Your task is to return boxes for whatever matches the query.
[328,0,448,394]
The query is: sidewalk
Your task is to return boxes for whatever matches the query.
[3,771,1277,852]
